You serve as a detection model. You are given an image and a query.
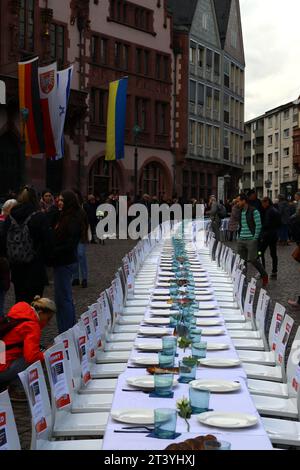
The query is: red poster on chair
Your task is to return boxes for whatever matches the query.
[49,351,71,409]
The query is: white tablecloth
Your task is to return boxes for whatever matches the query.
[102,243,273,450]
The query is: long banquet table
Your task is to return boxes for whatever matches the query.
[102,233,273,450]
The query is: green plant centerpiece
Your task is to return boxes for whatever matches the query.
[176,397,192,432]
[178,336,192,352]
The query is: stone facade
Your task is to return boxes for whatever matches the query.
[0,0,174,199]
[170,0,245,202]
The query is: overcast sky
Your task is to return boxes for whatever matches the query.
[240,0,300,121]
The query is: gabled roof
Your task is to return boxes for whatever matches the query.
[167,0,198,30]
[213,0,232,47]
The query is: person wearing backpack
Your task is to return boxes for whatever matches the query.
[259,197,281,279]
[0,187,53,304]
[237,193,269,287]
[0,296,56,400]
[0,199,17,316]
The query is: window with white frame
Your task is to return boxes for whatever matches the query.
[268,153,273,165]
[283,128,290,138]
[268,116,273,129]
[268,135,273,146]
[189,42,196,64]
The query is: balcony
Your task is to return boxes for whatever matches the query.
[213,109,220,122]
[213,74,220,85]
[255,161,264,172]
[255,127,264,138]
[206,69,212,81]
[254,144,264,154]
[205,147,212,158]
[189,144,196,156]
[213,149,220,160]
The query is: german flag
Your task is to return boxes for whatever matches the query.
[18,57,45,156]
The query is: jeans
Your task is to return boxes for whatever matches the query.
[260,236,278,274]
[72,243,88,282]
[54,264,77,334]
[0,289,5,317]
[0,358,28,390]
[278,224,289,242]
[237,239,268,278]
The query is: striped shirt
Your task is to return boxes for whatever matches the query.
[239,208,262,240]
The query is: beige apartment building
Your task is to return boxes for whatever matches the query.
[243,100,299,200]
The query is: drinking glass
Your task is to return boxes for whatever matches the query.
[154,409,178,439]
[191,342,207,359]
[189,387,210,414]
[154,373,174,397]
[179,361,197,383]
[158,353,175,368]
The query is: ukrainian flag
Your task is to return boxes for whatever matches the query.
[105,78,128,161]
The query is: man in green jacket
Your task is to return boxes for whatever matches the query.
[237,194,269,287]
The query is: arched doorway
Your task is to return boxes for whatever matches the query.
[88,157,122,198]
[140,161,171,199]
[0,132,21,198]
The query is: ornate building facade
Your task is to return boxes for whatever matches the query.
[0,0,174,199]
[168,0,245,201]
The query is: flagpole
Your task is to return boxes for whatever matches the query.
[20,108,29,187]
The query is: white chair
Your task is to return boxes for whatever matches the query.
[19,361,104,447]
[248,326,300,400]
[237,299,284,365]
[261,417,300,447]
[251,327,300,420]
[54,329,117,394]
[0,390,21,450]
[72,323,126,379]
[243,315,295,382]
[45,342,113,413]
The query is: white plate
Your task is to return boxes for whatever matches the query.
[150,302,173,309]
[198,302,218,310]
[198,358,241,368]
[111,409,155,425]
[139,327,170,336]
[194,311,220,318]
[132,355,159,366]
[190,379,241,393]
[150,310,175,317]
[206,343,230,351]
[135,342,162,351]
[144,318,170,326]
[127,376,178,390]
[201,329,225,336]
[196,319,223,327]
[197,412,258,429]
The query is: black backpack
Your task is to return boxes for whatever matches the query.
[6,213,37,264]
[217,204,227,219]
[0,316,30,350]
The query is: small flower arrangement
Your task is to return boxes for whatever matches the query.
[176,397,192,432]
[178,336,192,352]
[182,356,198,367]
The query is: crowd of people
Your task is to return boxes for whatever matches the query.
[208,189,300,307]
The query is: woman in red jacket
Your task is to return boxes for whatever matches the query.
[0,296,56,399]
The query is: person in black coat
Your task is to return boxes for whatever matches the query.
[48,190,83,334]
[259,197,281,279]
[0,187,52,304]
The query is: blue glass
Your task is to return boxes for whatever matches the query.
[179,361,197,383]
[158,353,175,368]
[189,328,202,342]
[154,409,177,439]
[191,342,207,359]
[189,387,210,414]
[163,336,178,350]
[154,373,174,397]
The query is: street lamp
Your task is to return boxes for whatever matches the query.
[224,173,231,202]
[133,124,141,201]
[20,107,29,187]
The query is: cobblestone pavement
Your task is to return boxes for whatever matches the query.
[6,239,300,449]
